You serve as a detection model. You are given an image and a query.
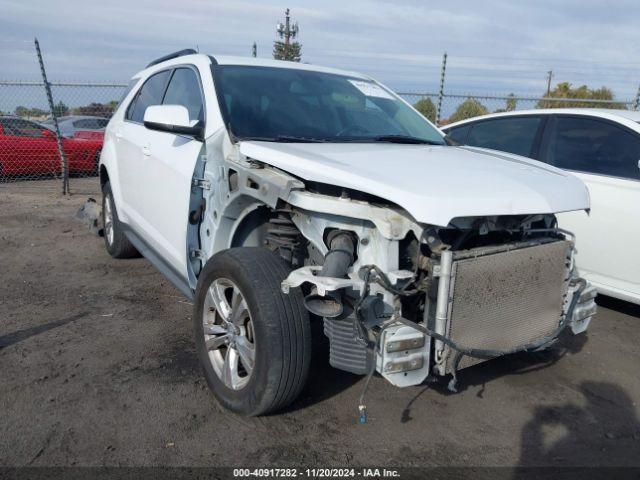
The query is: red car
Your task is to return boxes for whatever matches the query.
[0,116,103,178]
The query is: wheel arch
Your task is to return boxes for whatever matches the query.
[229,204,272,249]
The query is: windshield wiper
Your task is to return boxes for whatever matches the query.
[241,135,327,143]
[371,135,442,145]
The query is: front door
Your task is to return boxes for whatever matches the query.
[118,66,206,278]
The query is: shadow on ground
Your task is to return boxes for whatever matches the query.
[516,381,640,472]
[0,312,88,349]
[427,329,588,396]
[286,319,361,412]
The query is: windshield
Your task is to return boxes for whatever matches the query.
[212,65,445,144]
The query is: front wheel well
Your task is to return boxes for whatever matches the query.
[230,205,272,249]
[229,205,307,268]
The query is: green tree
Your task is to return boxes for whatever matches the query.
[448,98,489,123]
[14,105,48,118]
[71,101,118,117]
[413,97,436,122]
[52,100,69,117]
[273,41,302,62]
[494,93,517,113]
[537,82,625,109]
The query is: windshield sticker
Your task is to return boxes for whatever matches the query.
[348,80,394,99]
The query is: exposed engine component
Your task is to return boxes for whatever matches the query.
[303,230,356,318]
[265,210,306,267]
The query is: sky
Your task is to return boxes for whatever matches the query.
[1,0,640,100]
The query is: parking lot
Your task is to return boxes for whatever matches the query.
[1,178,639,469]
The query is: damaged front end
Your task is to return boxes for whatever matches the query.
[281,207,597,394]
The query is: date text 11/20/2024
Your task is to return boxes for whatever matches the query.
[232,468,401,478]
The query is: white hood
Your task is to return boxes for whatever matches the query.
[239,141,590,227]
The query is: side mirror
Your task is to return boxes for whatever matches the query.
[42,129,55,139]
[143,105,203,141]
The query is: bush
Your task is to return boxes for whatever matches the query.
[537,82,626,109]
[413,97,436,122]
[448,98,489,123]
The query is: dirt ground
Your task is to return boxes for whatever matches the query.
[1,178,639,470]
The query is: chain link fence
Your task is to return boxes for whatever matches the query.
[1,79,637,191]
[398,92,636,126]
[0,80,126,189]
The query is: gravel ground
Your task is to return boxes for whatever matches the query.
[1,178,639,470]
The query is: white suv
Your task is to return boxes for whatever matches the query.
[100,50,597,416]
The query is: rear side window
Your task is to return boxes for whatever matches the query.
[466,117,541,158]
[73,119,108,129]
[162,68,204,124]
[126,70,172,123]
[548,116,640,180]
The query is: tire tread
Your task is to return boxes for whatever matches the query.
[195,247,311,416]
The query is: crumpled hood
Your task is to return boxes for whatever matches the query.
[239,141,590,227]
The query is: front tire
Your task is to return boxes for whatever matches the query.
[102,181,139,258]
[194,248,311,416]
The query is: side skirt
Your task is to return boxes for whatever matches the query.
[121,225,194,300]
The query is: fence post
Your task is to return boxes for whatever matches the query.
[34,38,69,195]
[634,84,640,111]
[436,52,447,125]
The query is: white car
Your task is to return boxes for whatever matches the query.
[443,109,640,305]
[99,50,597,416]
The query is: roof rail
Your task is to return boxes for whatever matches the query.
[146,49,198,68]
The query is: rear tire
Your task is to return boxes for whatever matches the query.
[92,150,101,177]
[102,181,139,258]
[193,247,311,416]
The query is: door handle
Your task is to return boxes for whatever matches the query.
[142,145,151,157]
[114,130,123,140]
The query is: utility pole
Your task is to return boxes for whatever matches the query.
[276,8,299,60]
[546,70,554,96]
[252,41,257,58]
[435,52,447,126]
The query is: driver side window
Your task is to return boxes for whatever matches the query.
[162,68,204,125]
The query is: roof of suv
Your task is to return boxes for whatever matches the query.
[135,52,370,81]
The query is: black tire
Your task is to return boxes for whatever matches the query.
[92,150,102,177]
[102,181,139,259]
[193,247,311,416]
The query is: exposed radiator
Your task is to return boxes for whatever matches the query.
[441,240,572,373]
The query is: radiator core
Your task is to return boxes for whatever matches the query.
[442,240,572,373]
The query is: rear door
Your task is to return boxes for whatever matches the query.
[541,115,640,302]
